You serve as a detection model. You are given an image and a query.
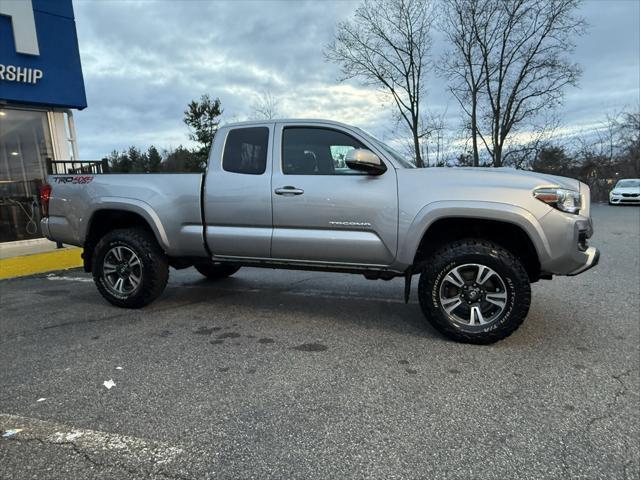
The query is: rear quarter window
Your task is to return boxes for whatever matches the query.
[222,127,269,175]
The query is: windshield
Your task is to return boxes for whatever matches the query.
[358,130,416,169]
[616,179,640,188]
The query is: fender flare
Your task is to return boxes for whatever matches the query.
[81,197,170,252]
[397,200,551,267]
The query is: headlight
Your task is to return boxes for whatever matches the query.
[533,187,581,214]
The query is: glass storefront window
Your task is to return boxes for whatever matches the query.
[0,107,53,242]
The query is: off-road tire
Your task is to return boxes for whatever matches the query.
[418,239,531,344]
[93,228,169,308]
[194,262,241,280]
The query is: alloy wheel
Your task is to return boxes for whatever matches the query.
[102,246,142,296]
[438,263,508,327]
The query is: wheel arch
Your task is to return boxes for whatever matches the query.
[401,202,550,282]
[83,202,169,272]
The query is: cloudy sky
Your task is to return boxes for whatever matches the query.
[72,0,640,160]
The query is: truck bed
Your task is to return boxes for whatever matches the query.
[44,173,207,257]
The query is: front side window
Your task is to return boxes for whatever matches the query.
[222,127,269,175]
[282,127,372,175]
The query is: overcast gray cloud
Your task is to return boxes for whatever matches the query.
[72,0,640,160]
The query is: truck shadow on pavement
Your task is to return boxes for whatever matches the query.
[5,271,554,346]
[156,275,564,348]
[159,276,439,340]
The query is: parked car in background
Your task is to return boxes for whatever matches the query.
[609,179,640,205]
[40,119,599,344]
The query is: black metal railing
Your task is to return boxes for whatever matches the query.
[45,158,109,175]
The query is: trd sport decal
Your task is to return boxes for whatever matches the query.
[52,176,94,184]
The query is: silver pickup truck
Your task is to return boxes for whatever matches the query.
[41,119,599,344]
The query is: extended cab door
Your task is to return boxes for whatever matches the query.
[203,124,273,258]
[271,123,398,266]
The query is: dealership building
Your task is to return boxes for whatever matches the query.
[0,0,86,244]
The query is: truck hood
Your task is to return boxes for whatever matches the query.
[402,166,581,192]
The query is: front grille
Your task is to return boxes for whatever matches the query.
[622,193,639,197]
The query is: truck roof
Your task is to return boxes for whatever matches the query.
[221,118,354,129]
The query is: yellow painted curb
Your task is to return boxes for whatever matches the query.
[0,248,83,280]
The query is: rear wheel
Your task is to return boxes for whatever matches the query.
[93,228,169,308]
[194,262,240,280]
[418,239,531,344]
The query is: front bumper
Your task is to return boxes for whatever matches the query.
[566,246,600,276]
[610,194,640,204]
[538,212,601,276]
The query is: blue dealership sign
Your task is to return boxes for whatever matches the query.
[0,0,87,109]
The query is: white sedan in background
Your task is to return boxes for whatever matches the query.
[609,179,640,205]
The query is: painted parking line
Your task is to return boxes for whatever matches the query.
[0,248,82,280]
[0,414,184,471]
[46,273,93,283]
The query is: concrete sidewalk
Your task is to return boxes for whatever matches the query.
[0,239,82,279]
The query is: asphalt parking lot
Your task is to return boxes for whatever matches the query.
[0,203,638,480]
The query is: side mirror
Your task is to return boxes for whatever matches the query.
[345,149,386,175]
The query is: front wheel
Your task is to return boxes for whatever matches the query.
[418,239,531,344]
[93,228,169,308]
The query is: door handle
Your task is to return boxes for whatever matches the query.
[275,186,304,196]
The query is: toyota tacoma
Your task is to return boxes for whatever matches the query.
[40,119,600,344]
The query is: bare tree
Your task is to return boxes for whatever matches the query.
[251,91,280,120]
[574,108,640,174]
[325,0,434,167]
[398,110,449,166]
[502,113,560,169]
[440,0,489,166]
[611,107,639,163]
[441,0,585,167]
